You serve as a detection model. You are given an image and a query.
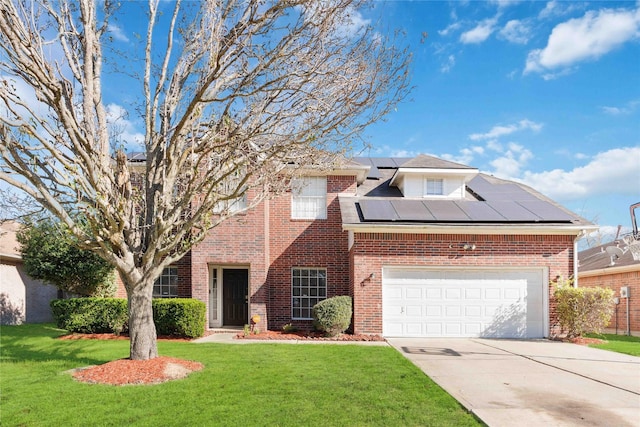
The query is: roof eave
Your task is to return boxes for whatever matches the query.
[342,222,597,236]
[578,263,640,277]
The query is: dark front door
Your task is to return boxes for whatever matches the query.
[223,269,248,326]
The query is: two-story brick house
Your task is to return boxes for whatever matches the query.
[132,154,595,338]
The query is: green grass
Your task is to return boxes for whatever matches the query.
[1,324,482,427]
[584,333,640,356]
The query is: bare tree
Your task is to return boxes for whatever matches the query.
[0,0,410,359]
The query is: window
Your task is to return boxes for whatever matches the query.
[425,178,444,196]
[291,176,327,219]
[214,170,247,214]
[292,268,327,319]
[153,266,178,298]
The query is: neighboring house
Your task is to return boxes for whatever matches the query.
[128,154,595,338]
[0,221,58,325]
[578,241,640,334]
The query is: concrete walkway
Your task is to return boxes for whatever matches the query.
[387,338,640,427]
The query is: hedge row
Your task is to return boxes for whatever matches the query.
[50,298,206,338]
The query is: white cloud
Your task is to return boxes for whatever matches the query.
[105,103,144,148]
[108,24,130,43]
[520,147,640,201]
[499,19,531,44]
[539,1,584,20]
[539,1,559,19]
[488,142,533,177]
[469,119,543,141]
[601,100,640,115]
[440,55,456,73]
[439,21,462,37]
[525,7,640,75]
[441,145,485,165]
[460,17,498,44]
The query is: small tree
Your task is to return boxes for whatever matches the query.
[17,219,116,297]
[553,277,614,338]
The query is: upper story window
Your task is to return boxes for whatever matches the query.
[153,266,178,298]
[425,178,444,196]
[214,170,247,214]
[291,176,327,220]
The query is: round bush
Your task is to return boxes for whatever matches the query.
[312,296,352,337]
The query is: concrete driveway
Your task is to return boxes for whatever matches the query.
[387,338,640,427]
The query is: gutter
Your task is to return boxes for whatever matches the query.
[578,263,640,278]
[342,223,598,236]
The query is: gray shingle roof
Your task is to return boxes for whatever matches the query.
[342,157,593,228]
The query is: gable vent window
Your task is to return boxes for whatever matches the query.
[425,178,444,196]
[291,176,327,219]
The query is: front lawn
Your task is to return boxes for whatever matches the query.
[1,324,482,426]
[585,333,640,356]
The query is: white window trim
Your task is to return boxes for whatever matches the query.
[291,267,327,320]
[291,176,327,220]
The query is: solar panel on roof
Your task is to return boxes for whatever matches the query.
[456,201,505,221]
[423,200,469,221]
[391,200,434,221]
[517,201,574,221]
[486,201,540,221]
[370,158,399,168]
[468,177,538,202]
[359,200,399,221]
[367,166,382,180]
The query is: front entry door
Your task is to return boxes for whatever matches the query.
[223,269,248,326]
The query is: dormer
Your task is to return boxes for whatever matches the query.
[389,155,478,199]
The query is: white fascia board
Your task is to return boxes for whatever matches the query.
[342,223,597,236]
[389,168,479,187]
[289,164,370,184]
[578,263,640,278]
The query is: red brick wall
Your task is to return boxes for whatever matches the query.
[579,270,640,333]
[189,191,269,330]
[350,233,575,336]
[267,176,356,331]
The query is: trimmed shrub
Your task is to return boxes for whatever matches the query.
[51,298,128,334]
[153,298,206,338]
[50,297,206,338]
[312,296,352,337]
[554,279,614,338]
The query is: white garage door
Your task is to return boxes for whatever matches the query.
[383,268,546,338]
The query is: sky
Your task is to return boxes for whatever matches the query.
[358,0,640,243]
[3,1,638,246]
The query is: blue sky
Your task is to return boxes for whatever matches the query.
[98,1,638,243]
[356,1,640,241]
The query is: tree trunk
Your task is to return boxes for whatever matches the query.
[127,282,158,360]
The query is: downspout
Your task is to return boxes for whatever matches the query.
[573,230,587,288]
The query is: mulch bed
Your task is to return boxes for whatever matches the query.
[70,356,204,386]
[553,336,606,345]
[236,330,385,341]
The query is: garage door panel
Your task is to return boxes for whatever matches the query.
[445,288,461,299]
[406,305,422,316]
[465,288,482,299]
[426,305,441,316]
[465,305,482,317]
[383,268,545,339]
